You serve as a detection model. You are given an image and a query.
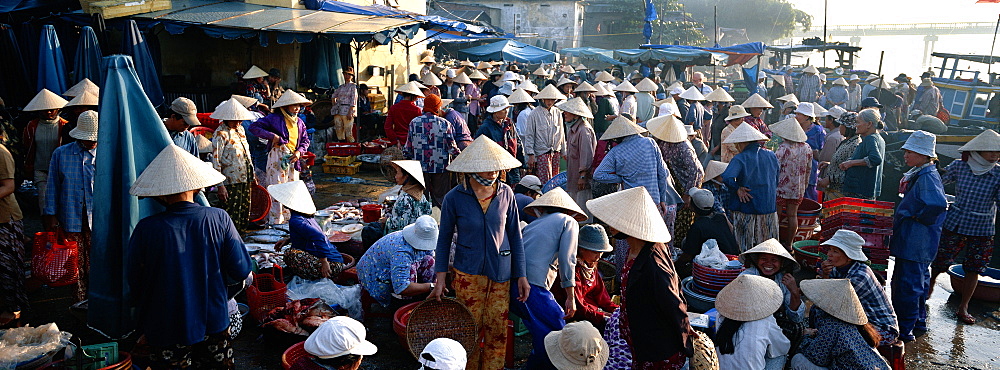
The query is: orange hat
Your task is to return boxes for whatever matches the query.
[423,94,442,114]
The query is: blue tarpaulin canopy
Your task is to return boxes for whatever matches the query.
[307,0,505,42]
[641,42,765,66]
[458,40,556,63]
[613,47,722,65]
[37,25,68,95]
[559,47,625,66]
[0,23,33,106]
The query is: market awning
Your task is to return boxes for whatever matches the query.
[931,52,1000,65]
[307,0,506,42]
[559,47,625,66]
[613,47,722,65]
[641,42,765,66]
[457,40,556,63]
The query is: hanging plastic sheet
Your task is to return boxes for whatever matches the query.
[300,36,344,90]
[37,25,68,95]
[72,26,103,85]
[742,64,760,95]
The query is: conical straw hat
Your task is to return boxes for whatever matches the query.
[666,81,684,92]
[268,180,317,214]
[556,76,576,87]
[533,66,549,76]
[832,77,849,86]
[507,88,536,104]
[802,65,819,74]
[574,81,597,93]
[446,135,521,172]
[272,90,312,108]
[634,78,658,92]
[575,63,588,70]
[613,80,639,93]
[800,279,868,325]
[243,65,268,79]
[129,145,226,197]
[517,80,539,94]
[742,93,773,109]
[197,135,213,154]
[679,86,706,101]
[421,72,443,86]
[526,187,587,221]
[468,69,488,80]
[211,97,256,121]
[594,83,613,97]
[958,129,1000,152]
[555,97,593,119]
[420,55,436,63]
[587,186,670,243]
[714,274,783,322]
[599,116,647,140]
[722,122,768,144]
[535,84,568,100]
[460,59,475,67]
[738,238,797,271]
[69,110,99,141]
[874,78,892,89]
[25,89,68,111]
[560,65,576,74]
[646,114,687,143]
[477,61,492,70]
[704,87,734,102]
[65,91,98,107]
[231,94,258,108]
[771,74,786,86]
[453,72,473,85]
[394,81,426,97]
[594,71,615,82]
[704,160,728,180]
[391,160,426,187]
[64,78,99,97]
[776,93,799,104]
[811,102,827,117]
[769,117,807,142]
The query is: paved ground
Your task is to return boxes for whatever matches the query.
[14,164,1000,369]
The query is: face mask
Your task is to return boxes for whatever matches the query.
[470,173,497,186]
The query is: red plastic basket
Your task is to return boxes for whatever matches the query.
[31,232,80,287]
[194,113,221,131]
[281,342,314,370]
[820,225,891,250]
[247,266,288,322]
[302,152,316,167]
[326,142,362,156]
[822,197,894,210]
[821,212,893,230]
[249,184,271,223]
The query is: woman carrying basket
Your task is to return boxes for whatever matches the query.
[249,91,312,224]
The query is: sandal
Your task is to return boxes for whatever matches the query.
[957,311,976,324]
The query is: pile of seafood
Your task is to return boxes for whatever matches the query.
[260,298,340,336]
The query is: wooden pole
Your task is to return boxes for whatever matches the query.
[876,50,885,85]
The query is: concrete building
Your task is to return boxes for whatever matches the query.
[437,0,584,49]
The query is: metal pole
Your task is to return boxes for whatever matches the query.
[823,0,827,68]
[988,13,999,76]
[713,5,717,85]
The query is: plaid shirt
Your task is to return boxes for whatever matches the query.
[593,135,682,205]
[405,113,460,174]
[830,261,898,340]
[941,160,1000,236]
[43,142,95,233]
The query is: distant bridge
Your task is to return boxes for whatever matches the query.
[792,22,998,38]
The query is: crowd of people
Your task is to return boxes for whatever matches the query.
[0,55,998,370]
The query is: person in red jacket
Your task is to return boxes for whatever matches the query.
[22,89,69,211]
[553,224,618,331]
[384,82,424,147]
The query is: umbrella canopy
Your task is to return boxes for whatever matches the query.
[88,55,208,338]
[73,26,103,84]
[458,40,556,64]
[121,20,163,107]
[37,25,68,96]
[559,47,626,66]
[613,47,721,65]
[0,23,33,106]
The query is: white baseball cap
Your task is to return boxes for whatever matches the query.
[418,338,467,370]
[304,317,378,359]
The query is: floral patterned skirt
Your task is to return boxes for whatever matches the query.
[264,146,298,224]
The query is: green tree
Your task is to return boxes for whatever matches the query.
[680,0,812,43]
[604,0,708,46]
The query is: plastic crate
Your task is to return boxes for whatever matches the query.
[823,197,894,210]
[821,212,893,230]
[323,162,361,175]
[326,142,361,156]
[822,204,895,218]
[821,225,892,251]
[324,155,356,166]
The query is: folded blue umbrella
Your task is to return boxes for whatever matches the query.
[0,23,33,106]
[121,20,163,107]
[73,26,103,85]
[37,25,67,95]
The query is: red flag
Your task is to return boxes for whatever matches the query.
[978,0,1000,3]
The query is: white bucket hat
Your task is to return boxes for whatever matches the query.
[272,90,312,109]
[446,135,521,172]
[418,337,466,370]
[304,316,378,359]
[574,81,598,93]
[446,69,457,79]
[656,102,681,118]
[517,80,539,94]
[832,77,849,86]
[769,117,808,142]
[555,97,594,119]
[802,65,819,74]
[485,95,512,113]
[391,160,426,187]
[738,238,797,271]
[129,145,226,197]
[453,72,473,85]
[65,91,99,107]
[825,105,846,119]
[501,71,519,82]
[402,215,439,251]
[230,94,258,108]
[634,78,658,92]
[794,102,816,117]
[421,72,443,86]
[394,82,426,97]
[613,80,639,93]
[544,321,609,370]
[704,87,735,103]
[800,279,868,325]
[594,71,615,83]
[850,74,860,81]
[820,229,868,262]
[268,180,317,215]
[599,116,647,141]
[704,160,728,180]
[742,93,773,109]
[578,224,612,252]
[507,88,535,104]
[69,110,99,141]
[646,114,687,143]
[243,65,269,79]
[958,129,1000,152]
[25,89,69,111]
[498,81,515,96]
[211,98,256,121]
[587,186,671,243]
[535,84,568,101]
[722,122,768,144]
[714,274,783,322]
[64,78,99,97]
[526,187,587,221]
[901,130,937,158]
[679,86,706,101]
[725,105,751,121]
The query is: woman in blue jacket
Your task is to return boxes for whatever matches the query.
[889,131,947,342]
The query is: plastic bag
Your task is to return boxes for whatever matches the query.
[31,233,79,287]
[286,276,363,320]
[693,239,728,269]
[0,323,72,369]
